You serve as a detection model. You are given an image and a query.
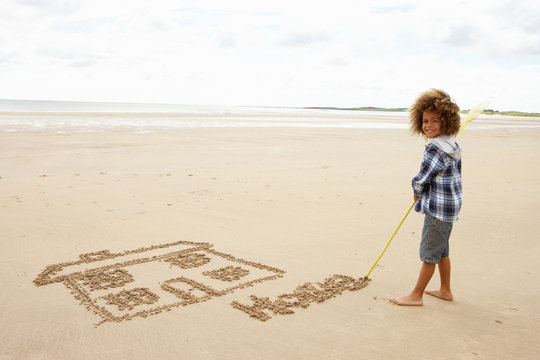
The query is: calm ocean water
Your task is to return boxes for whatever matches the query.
[0,99,411,133]
[1,99,538,133]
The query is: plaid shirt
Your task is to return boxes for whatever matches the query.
[412,143,462,223]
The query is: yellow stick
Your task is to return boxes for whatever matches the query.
[364,200,416,279]
[364,100,490,279]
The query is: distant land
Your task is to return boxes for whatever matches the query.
[304,106,540,117]
[0,100,538,117]
[304,106,408,112]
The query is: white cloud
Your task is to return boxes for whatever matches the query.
[277,31,332,48]
[1,0,539,111]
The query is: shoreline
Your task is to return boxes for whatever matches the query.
[1,111,539,134]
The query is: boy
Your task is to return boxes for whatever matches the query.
[390,89,462,306]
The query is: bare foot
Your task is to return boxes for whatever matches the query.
[425,290,453,301]
[389,294,423,306]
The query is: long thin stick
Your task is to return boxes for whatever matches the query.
[364,100,490,279]
[364,200,416,279]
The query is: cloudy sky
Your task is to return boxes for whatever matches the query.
[1,0,539,111]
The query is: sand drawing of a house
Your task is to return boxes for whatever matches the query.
[34,241,285,325]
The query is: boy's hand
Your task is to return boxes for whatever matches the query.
[414,194,419,202]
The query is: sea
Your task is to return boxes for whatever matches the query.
[0,99,538,133]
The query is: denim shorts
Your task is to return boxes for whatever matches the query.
[420,213,453,264]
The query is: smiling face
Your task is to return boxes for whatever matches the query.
[422,111,442,138]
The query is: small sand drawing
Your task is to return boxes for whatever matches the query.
[164,252,211,269]
[102,288,160,311]
[34,240,285,326]
[203,266,250,282]
[80,269,134,291]
[231,275,370,321]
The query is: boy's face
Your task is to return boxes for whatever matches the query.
[422,111,442,138]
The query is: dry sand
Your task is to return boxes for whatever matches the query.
[1,116,539,359]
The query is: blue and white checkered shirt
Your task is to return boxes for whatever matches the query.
[412,142,462,223]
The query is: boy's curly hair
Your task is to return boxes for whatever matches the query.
[409,89,460,136]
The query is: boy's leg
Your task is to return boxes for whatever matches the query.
[390,262,435,306]
[425,256,453,301]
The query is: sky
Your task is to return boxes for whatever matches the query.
[1,0,539,112]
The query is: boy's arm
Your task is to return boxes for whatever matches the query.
[411,145,444,196]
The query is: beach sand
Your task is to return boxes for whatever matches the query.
[1,118,539,359]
